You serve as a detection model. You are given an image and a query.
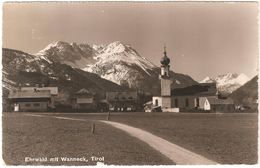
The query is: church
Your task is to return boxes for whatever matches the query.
[152,47,235,112]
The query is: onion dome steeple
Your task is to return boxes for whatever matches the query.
[160,46,170,66]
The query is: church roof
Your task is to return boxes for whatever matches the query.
[160,46,170,66]
[171,83,217,96]
[161,55,170,66]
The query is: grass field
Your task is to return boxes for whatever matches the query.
[2,113,173,165]
[108,112,258,164]
[2,112,258,165]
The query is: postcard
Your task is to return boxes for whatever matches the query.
[1,1,258,166]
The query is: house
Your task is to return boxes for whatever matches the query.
[106,91,138,112]
[8,89,51,112]
[71,88,96,111]
[199,97,235,112]
[20,86,58,108]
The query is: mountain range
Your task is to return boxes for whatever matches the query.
[2,48,125,100]
[2,41,197,102]
[34,41,197,93]
[200,73,250,95]
[2,40,257,109]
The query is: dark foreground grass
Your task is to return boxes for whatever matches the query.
[46,112,258,164]
[110,112,258,164]
[2,113,173,165]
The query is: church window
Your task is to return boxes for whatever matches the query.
[25,103,31,107]
[175,99,178,107]
[196,98,199,107]
[185,98,189,107]
[33,103,40,107]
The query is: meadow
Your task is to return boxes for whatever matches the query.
[2,112,258,165]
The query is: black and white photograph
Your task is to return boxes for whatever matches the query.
[1,1,258,165]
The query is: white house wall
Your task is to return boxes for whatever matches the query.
[18,102,48,112]
[199,97,207,109]
[152,97,162,107]
[203,99,211,110]
[77,98,94,104]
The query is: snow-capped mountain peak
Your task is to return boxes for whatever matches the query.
[104,41,126,54]
[214,73,249,86]
[200,76,214,83]
[36,41,69,54]
[84,41,157,85]
[34,40,157,87]
[200,73,250,94]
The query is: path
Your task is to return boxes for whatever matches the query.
[100,120,218,165]
[24,114,218,165]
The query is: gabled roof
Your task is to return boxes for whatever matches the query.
[207,97,234,105]
[8,90,51,99]
[76,88,92,94]
[73,88,95,97]
[171,83,217,96]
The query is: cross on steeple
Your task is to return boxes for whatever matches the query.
[164,44,167,56]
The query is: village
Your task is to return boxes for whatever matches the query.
[7,47,239,113]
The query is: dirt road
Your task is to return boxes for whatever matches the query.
[100,120,218,165]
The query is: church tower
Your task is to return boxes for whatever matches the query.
[160,46,172,109]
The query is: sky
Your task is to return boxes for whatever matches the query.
[2,2,258,81]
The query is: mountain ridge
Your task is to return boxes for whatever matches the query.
[230,75,258,109]
[200,73,249,95]
[34,41,197,94]
[2,48,124,97]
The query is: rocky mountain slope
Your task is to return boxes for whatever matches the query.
[35,41,198,94]
[36,41,156,87]
[230,75,258,109]
[2,48,124,101]
[200,73,249,95]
